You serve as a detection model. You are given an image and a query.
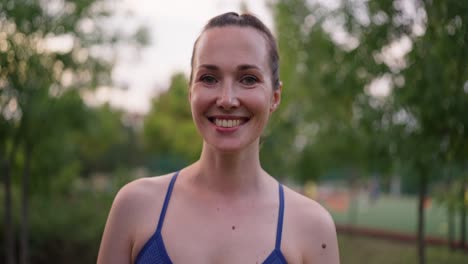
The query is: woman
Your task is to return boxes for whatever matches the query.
[97,12,340,264]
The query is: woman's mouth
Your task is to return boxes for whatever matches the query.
[207,117,250,128]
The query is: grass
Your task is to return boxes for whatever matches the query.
[338,234,468,264]
[326,194,467,239]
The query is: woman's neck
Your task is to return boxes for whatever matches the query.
[189,141,265,195]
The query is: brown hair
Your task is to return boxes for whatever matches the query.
[189,12,280,90]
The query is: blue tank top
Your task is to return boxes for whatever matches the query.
[135,171,288,264]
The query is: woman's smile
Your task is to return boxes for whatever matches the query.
[206,115,251,132]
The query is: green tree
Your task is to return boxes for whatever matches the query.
[272,1,467,263]
[143,73,201,172]
[271,0,377,182]
[0,1,147,263]
[76,103,129,174]
[388,1,468,256]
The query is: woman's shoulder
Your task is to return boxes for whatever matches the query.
[106,172,177,229]
[119,172,175,196]
[283,185,340,262]
[283,185,334,227]
[112,172,176,211]
[97,172,178,263]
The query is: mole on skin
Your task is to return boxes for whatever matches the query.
[232,225,236,230]
[322,243,327,249]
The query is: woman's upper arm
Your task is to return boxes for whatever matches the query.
[97,183,141,264]
[301,202,340,264]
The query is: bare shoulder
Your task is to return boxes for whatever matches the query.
[110,172,177,233]
[97,172,176,264]
[283,186,340,264]
[283,186,336,236]
[114,172,174,209]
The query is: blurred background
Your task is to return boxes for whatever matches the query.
[1,0,467,263]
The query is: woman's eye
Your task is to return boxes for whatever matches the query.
[240,75,258,86]
[200,75,218,85]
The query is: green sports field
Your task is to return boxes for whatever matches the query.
[324,194,467,239]
[330,194,468,263]
[338,234,468,264]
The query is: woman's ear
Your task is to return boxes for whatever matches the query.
[270,81,282,113]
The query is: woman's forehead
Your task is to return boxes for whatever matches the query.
[193,26,270,71]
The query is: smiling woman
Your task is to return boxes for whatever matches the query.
[97,12,340,264]
[190,24,278,152]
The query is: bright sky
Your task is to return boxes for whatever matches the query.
[97,0,273,114]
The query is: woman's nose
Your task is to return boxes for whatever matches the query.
[216,82,239,109]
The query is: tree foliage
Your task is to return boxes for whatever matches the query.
[143,73,202,170]
[0,1,147,263]
[271,0,467,262]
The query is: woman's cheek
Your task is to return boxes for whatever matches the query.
[190,90,211,124]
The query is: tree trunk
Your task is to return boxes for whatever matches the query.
[446,174,454,250]
[347,174,359,228]
[460,176,466,249]
[3,158,16,264]
[3,140,19,264]
[20,143,31,264]
[448,204,455,250]
[417,172,427,264]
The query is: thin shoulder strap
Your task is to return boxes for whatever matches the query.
[275,183,285,249]
[155,171,180,234]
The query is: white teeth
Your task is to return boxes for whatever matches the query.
[214,119,242,128]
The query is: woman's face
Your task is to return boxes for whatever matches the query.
[190,26,281,152]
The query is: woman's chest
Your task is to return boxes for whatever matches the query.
[162,199,279,263]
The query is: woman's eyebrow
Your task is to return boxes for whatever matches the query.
[237,64,261,71]
[237,64,264,74]
[197,64,219,71]
[197,64,263,73]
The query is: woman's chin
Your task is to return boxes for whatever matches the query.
[210,144,244,153]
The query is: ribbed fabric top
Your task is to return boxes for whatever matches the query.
[135,171,287,264]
